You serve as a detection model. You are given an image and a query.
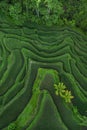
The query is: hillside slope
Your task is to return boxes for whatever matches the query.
[0,23,87,130]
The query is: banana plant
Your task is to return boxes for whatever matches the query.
[64,90,74,103]
[54,83,66,96]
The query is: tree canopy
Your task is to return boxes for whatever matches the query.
[0,0,87,33]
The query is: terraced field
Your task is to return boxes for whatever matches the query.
[0,23,87,130]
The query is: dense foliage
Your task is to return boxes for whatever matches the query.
[0,0,87,32]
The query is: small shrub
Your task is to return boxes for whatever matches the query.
[8,123,16,130]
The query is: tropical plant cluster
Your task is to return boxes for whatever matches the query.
[0,0,87,33]
[54,83,74,103]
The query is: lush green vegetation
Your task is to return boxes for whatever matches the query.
[0,1,87,130]
[0,0,87,33]
[54,83,74,103]
[0,24,87,130]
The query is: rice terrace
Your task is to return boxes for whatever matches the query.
[0,0,87,130]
